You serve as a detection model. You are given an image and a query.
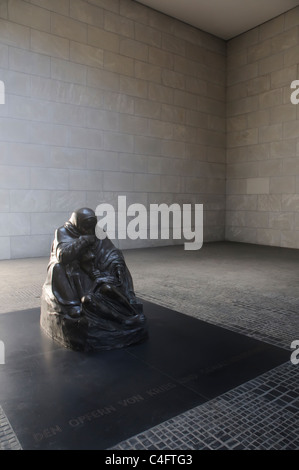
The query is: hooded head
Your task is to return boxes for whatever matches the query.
[69,208,97,235]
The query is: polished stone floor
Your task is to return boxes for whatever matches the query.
[0,242,298,450]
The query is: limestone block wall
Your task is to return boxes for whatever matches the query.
[226,8,299,248]
[0,0,226,259]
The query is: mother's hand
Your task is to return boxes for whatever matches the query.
[80,235,97,246]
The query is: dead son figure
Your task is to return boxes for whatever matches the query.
[41,208,147,351]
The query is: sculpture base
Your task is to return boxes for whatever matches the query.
[40,297,148,352]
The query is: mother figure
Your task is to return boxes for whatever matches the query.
[41,208,147,351]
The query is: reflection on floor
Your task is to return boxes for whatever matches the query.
[0,242,298,450]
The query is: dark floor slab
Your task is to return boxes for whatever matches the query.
[0,301,290,450]
[132,300,290,399]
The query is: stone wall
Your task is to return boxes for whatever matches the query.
[226,8,299,248]
[0,0,226,259]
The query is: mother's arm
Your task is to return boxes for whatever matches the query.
[56,231,96,265]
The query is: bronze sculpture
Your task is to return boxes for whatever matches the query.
[41,208,147,351]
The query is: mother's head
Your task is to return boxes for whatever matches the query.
[69,208,97,235]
